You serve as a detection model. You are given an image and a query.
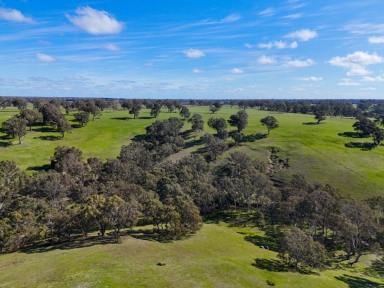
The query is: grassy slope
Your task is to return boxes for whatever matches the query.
[0,223,382,288]
[1,106,384,198]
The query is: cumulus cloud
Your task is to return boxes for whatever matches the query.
[192,68,202,73]
[67,6,123,35]
[286,58,315,68]
[0,8,34,23]
[184,48,205,59]
[36,53,56,63]
[299,76,323,81]
[258,55,276,65]
[286,29,318,41]
[103,43,120,51]
[258,41,298,49]
[329,51,382,76]
[368,36,384,44]
[231,68,244,74]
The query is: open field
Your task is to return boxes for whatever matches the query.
[1,106,383,199]
[0,222,382,288]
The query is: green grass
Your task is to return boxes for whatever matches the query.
[1,106,384,287]
[0,223,382,288]
[1,106,384,198]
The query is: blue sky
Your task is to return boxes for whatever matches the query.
[1,0,384,99]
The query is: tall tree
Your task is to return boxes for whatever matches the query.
[189,113,204,131]
[179,106,191,120]
[228,110,248,132]
[260,116,279,135]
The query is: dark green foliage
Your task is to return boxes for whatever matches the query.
[74,112,90,127]
[189,113,204,131]
[228,110,248,132]
[260,116,279,135]
[208,117,228,139]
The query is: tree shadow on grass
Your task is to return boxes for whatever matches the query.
[252,258,319,275]
[252,258,288,272]
[111,117,131,121]
[127,229,177,243]
[32,127,57,133]
[27,164,51,172]
[34,135,61,141]
[366,257,384,278]
[244,234,279,252]
[0,141,11,147]
[302,122,319,125]
[204,210,259,227]
[21,235,117,254]
[184,138,203,149]
[345,142,375,151]
[335,274,384,288]
[338,131,367,138]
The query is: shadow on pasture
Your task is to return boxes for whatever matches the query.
[21,235,117,254]
[244,234,279,252]
[127,229,176,243]
[34,135,62,141]
[335,274,384,288]
[252,258,318,275]
[366,257,384,278]
[240,133,267,143]
[27,164,51,172]
[204,210,259,227]
[302,122,319,125]
[184,138,203,149]
[111,117,131,120]
[338,131,367,138]
[252,258,288,272]
[0,140,11,147]
[345,142,375,151]
[139,116,153,120]
[33,127,57,133]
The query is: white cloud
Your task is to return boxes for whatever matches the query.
[244,43,254,49]
[36,53,56,63]
[286,29,318,41]
[329,51,382,76]
[221,14,241,23]
[258,55,276,65]
[231,68,244,74]
[368,36,384,44]
[338,78,360,86]
[259,7,275,17]
[103,43,120,51]
[67,6,123,35]
[0,8,34,23]
[282,13,302,20]
[286,58,315,68]
[192,68,202,73]
[299,76,323,81]
[184,48,205,59]
[363,74,384,82]
[258,41,298,49]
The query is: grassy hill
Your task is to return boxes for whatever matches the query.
[1,106,383,199]
[1,106,384,287]
[0,222,382,288]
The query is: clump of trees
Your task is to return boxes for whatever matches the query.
[352,116,384,148]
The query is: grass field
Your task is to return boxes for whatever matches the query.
[0,222,382,288]
[1,106,384,287]
[1,106,383,199]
